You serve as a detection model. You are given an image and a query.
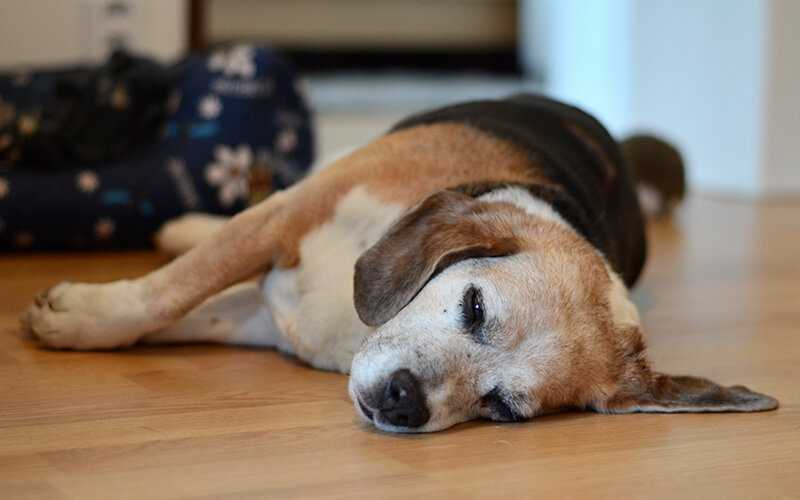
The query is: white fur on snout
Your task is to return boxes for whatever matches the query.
[349,265,481,432]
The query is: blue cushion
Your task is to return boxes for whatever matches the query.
[0,44,313,251]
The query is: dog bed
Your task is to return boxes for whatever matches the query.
[0,44,313,251]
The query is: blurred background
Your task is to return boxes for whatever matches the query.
[1,0,798,199]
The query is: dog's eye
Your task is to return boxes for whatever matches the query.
[461,285,485,336]
[481,387,527,422]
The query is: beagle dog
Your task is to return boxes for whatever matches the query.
[22,95,777,432]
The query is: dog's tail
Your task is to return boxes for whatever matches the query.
[621,135,686,219]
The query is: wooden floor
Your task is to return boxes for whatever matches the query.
[1,196,799,499]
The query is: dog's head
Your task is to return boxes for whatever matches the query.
[348,188,777,432]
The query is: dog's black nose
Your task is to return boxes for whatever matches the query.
[379,369,430,428]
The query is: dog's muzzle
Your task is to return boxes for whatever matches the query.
[357,369,430,429]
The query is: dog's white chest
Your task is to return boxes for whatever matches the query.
[261,186,405,372]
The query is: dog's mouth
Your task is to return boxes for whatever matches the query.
[356,397,374,422]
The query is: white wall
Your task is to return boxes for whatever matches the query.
[0,0,188,67]
[629,0,767,196]
[519,0,633,135]
[759,0,800,197]
[520,0,800,198]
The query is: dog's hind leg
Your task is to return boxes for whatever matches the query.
[155,213,230,256]
[22,189,300,350]
[140,281,294,353]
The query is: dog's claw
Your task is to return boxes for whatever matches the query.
[47,300,66,312]
[31,286,69,313]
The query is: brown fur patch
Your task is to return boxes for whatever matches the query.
[354,190,522,327]
[273,123,546,269]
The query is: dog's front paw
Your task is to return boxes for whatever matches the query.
[22,282,79,348]
[22,280,149,350]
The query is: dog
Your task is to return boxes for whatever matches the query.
[22,95,777,433]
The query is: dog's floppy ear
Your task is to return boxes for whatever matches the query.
[602,372,778,413]
[354,189,519,326]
